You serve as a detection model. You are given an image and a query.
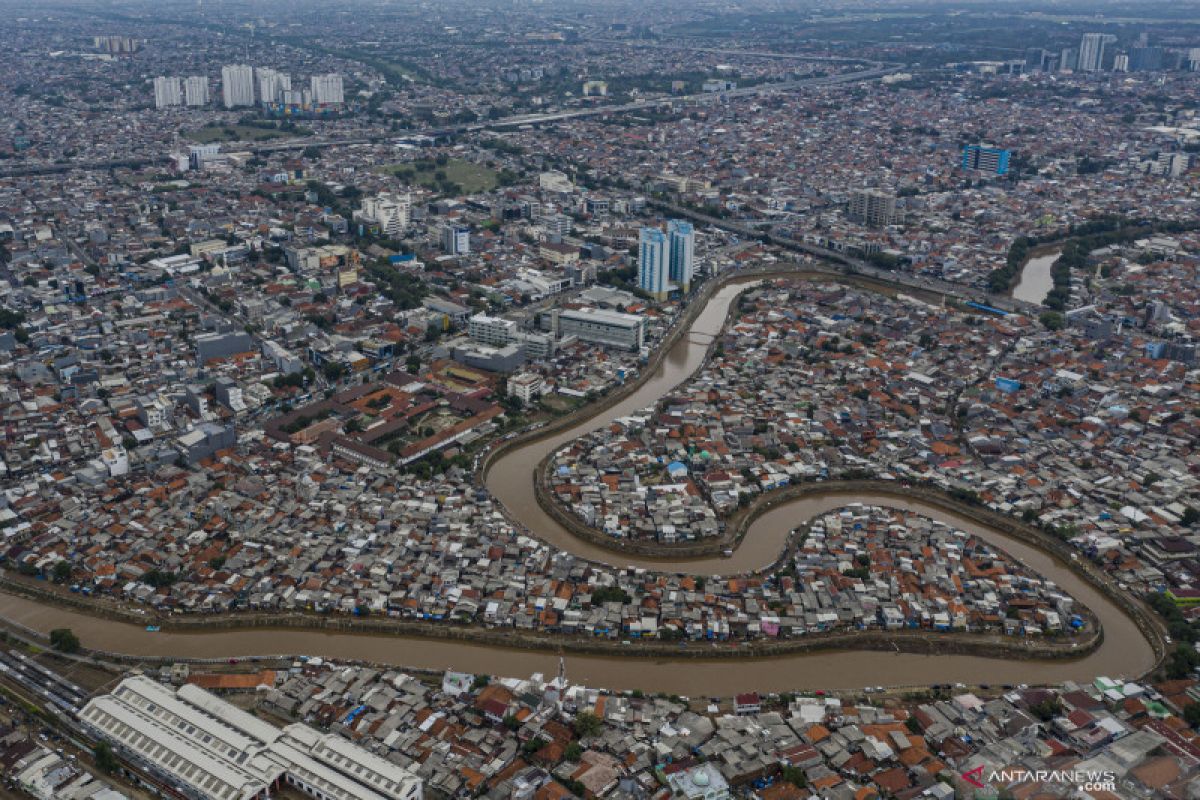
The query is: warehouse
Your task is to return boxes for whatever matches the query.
[79,676,422,800]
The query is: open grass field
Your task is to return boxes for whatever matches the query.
[375,158,499,194]
[184,123,312,144]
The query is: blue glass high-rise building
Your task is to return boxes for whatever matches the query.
[667,219,695,292]
[638,227,668,299]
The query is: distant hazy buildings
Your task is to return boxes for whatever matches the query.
[183,75,209,106]
[1128,46,1164,72]
[256,67,291,105]
[221,64,255,108]
[311,73,345,105]
[93,35,140,54]
[153,76,182,109]
[1078,33,1116,72]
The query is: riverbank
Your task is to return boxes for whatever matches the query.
[0,569,1101,664]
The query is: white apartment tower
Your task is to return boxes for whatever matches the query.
[183,75,209,106]
[221,64,255,108]
[1078,33,1113,72]
[311,73,345,105]
[256,67,291,105]
[153,76,182,108]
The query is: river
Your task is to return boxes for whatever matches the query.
[0,275,1158,694]
[1011,251,1060,305]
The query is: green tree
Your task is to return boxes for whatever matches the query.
[49,628,80,653]
[780,765,807,788]
[52,560,73,583]
[93,740,118,772]
[573,711,602,738]
[1039,311,1065,331]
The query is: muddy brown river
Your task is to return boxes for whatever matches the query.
[0,278,1157,694]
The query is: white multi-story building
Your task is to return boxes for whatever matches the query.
[556,307,645,351]
[183,75,209,106]
[469,313,555,359]
[355,193,411,237]
[153,76,182,108]
[256,67,291,105]
[508,372,545,405]
[469,313,517,347]
[311,73,345,105]
[79,676,423,800]
[1078,33,1114,72]
[221,64,255,108]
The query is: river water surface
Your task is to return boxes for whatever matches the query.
[1011,251,1060,306]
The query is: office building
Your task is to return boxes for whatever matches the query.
[468,314,554,359]
[183,75,209,106]
[153,76,182,108]
[311,73,345,105]
[221,64,255,108]
[256,67,291,105]
[556,307,645,351]
[962,144,1011,176]
[355,193,410,237]
[1059,47,1078,72]
[79,675,422,800]
[441,224,470,255]
[638,226,668,300]
[667,219,695,292]
[848,189,899,227]
[1078,33,1115,72]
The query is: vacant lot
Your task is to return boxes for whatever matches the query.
[375,158,499,194]
[184,123,312,144]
